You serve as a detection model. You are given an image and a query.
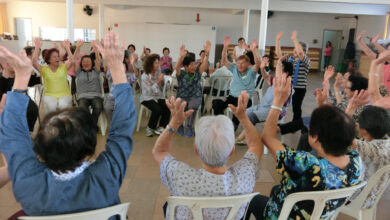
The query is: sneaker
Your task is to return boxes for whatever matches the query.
[154,127,164,135]
[146,127,154,137]
[235,139,247,145]
[185,126,194,138]
[177,125,184,136]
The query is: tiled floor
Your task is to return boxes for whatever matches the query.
[0,72,389,220]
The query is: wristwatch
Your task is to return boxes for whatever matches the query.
[12,88,28,95]
[166,125,177,133]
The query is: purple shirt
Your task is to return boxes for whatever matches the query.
[160,56,172,70]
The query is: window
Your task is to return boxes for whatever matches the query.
[40,26,96,42]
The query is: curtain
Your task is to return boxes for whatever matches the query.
[385,12,390,39]
[0,3,9,34]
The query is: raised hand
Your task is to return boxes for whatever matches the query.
[76,39,84,48]
[348,90,369,109]
[334,72,343,88]
[357,30,366,41]
[223,36,231,47]
[61,40,71,50]
[179,45,187,57]
[203,40,211,54]
[228,91,249,121]
[276,32,284,40]
[291,31,298,41]
[250,39,258,51]
[165,96,194,128]
[323,65,335,82]
[273,74,292,107]
[129,53,136,65]
[373,97,390,110]
[260,57,269,69]
[33,38,42,48]
[157,72,165,84]
[371,33,382,43]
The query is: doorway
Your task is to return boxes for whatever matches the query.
[321,30,343,72]
[14,18,32,51]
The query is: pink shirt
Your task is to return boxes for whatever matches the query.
[324,46,332,56]
[384,64,390,92]
[160,56,172,70]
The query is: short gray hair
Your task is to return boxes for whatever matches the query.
[194,115,235,167]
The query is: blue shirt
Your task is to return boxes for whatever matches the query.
[228,63,257,98]
[0,83,137,216]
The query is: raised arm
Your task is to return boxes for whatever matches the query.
[229,91,263,160]
[222,36,231,68]
[61,40,74,70]
[372,33,386,54]
[199,40,211,74]
[152,97,194,165]
[357,31,377,60]
[275,32,283,59]
[261,75,292,160]
[232,47,237,62]
[345,90,369,117]
[32,38,42,72]
[73,40,84,72]
[260,57,271,85]
[91,40,101,71]
[175,45,187,77]
[250,40,260,73]
[368,50,390,102]
[130,53,139,77]
[140,46,147,60]
[291,31,305,60]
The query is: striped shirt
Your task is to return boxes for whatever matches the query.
[286,55,311,89]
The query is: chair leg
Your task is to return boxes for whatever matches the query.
[99,112,108,136]
[361,208,376,220]
[136,106,144,132]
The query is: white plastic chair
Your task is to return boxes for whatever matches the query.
[207,76,232,116]
[278,182,366,220]
[18,202,130,220]
[98,73,108,136]
[332,164,390,220]
[167,193,259,220]
[253,77,265,105]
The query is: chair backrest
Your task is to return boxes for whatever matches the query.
[167,193,259,220]
[278,182,366,220]
[100,72,105,98]
[209,76,232,99]
[255,77,265,91]
[18,203,130,220]
[349,164,390,210]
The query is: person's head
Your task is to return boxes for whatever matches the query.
[308,105,356,156]
[123,51,130,71]
[345,75,368,99]
[357,106,390,140]
[183,52,196,73]
[127,44,136,53]
[42,49,48,60]
[80,55,94,72]
[236,55,250,73]
[194,115,235,167]
[245,51,255,65]
[33,108,97,173]
[282,61,294,77]
[145,48,151,55]
[163,47,170,56]
[326,41,332,47]
[143,54,160,73]
[199,50,205,59]
[44,48,60,66]
[238,37,245,46]
[341,69,361,89]
[24,46,35,59]
[293,42,308,57]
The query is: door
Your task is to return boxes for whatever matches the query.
[14,18,32,51]
[321,30,343,71]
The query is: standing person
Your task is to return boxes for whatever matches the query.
[140,54,171,137]
[175,42,210,138]
[233,37,248,62]
[32,38,75,113]
[276,31,311,134]
[323,41,332,69]
[160,47,173,75]
[212,36,260,131]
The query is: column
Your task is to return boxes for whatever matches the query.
[243,9,250,42]
[258,0,269,55]
[99,3,105,40]
[66,0,74,42]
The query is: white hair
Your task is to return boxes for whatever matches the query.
[194,115,235,167]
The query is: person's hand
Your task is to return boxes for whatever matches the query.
[0,94,6,115]
[130,53,136,65]
[334,72,343,89]
[291,31,298,41]
[157,73,164,84]
[250,39,258,51]
[348,90,369,109]
[76,39,84,48]
[228,91,249,121]
[273,74,292,107]
[371,33,382,43]
[357,30,366,41]
[166,96,194,129]
[323,65,335,82]
[223,36,231,47]
[61,40,71,50]
[260,57,269,69]
[33,38,42,48]
[203,40,211,54]
[314,80,330,106]
[276,32,284,40]
[373,96,390,110]
[376,49,390,64]
[179,45,187,58]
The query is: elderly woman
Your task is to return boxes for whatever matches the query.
[0,32,136,218]
[152,91,263,220]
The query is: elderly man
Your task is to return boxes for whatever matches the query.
[152,91,263,220]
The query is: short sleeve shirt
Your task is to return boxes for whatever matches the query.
[160,152,259,220]
[228,63,257,98]
[285,55,311,89]
[41,64,71,98]
[264,146,362,220]
[177,70,202,98]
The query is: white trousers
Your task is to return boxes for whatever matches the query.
[43,95,72,114]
